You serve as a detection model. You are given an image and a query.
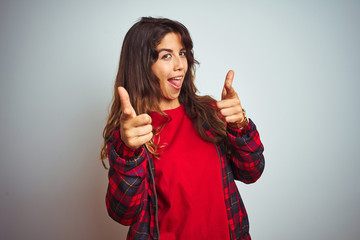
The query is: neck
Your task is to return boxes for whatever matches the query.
[159,99,180,111]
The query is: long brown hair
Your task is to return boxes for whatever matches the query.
[100,17,227,167]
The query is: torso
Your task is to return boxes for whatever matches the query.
[151,105,230,240]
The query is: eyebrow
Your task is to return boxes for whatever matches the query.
[158,48,186,53]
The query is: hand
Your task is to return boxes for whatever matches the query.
[118,87,153,149]
[216,70,247,128]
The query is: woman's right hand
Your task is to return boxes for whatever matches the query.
[118,87,153,149]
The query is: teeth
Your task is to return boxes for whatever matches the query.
[172,77,182,80]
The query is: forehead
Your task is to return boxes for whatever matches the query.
[156,32,184,50]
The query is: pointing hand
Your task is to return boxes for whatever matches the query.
[216,70,248,128]
[118,87,153,149]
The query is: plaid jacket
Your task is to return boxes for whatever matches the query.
[106,118,265,240]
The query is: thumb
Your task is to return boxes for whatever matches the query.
[221,70,236,100]
[118,87,136,119]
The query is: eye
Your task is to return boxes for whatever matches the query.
[161,53,171,59]
[179,51,186,56]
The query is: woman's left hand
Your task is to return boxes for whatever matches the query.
[216,70,247,128]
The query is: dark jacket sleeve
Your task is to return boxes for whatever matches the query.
[226,118,265,184]
[105,129,149,225]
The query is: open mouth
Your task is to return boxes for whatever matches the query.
[168,76,183,89]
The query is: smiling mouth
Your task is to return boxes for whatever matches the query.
[168,76,183,89]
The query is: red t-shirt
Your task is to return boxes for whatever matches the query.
[151,105,230,240]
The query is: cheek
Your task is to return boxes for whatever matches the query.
[152,68,167,88]
[183,59,189,72]
[152,64,168,80]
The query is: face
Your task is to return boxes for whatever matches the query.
[152,32,188,110]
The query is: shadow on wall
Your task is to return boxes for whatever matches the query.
[84,105,130,239]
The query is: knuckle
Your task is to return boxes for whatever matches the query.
[146,125,153,133]
[144,133,153,143]
[145,114,152,123]
[139,114,148,123]
[234,99,241,105]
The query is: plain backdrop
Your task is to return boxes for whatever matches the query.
[1,0,359,239]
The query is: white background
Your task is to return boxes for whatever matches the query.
[1,0,359,239]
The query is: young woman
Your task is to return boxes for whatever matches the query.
[101,17,265,240]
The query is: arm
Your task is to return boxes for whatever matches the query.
[105,87,154,225]
[106,129,149,225]
[215,70,264,183]
[226,118,265,184]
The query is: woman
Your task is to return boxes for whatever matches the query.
[101,17,265,240]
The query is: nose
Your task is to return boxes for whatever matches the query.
[173,54,185,71]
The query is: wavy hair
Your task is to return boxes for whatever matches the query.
[100,17,227,168]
